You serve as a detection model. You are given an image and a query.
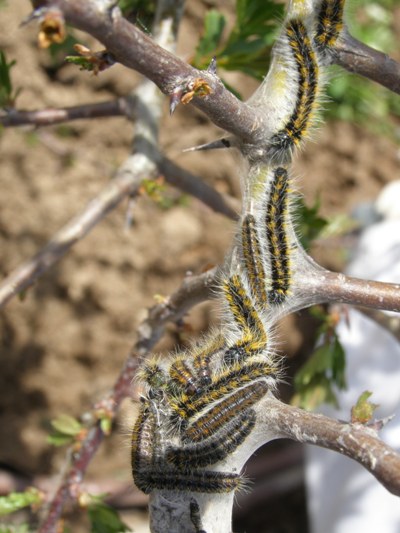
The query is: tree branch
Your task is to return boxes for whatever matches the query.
[0,97,134,127]
[333,30,400,95]
[295,255,400,313]
[30,0,262,143]
[260,396,400,497]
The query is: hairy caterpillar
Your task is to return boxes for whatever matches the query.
[166,410,256,469]
[192,333,225,386]
[264,167,292,304]
[169,356,202,395]
[183,381,269,443]
[268,18,319,159]
[131,0,333,504]
[222,274,267,338]
[169,360,274,421]
[222,328,269,366]
[134,469,247,494]
[137,359,169,398]
[314,0,346,51]
[131,400,156,476]
[241,214,268,306]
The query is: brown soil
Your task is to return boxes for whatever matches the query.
[0,1,399,532]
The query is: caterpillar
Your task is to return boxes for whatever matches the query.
[134,468,247,494]
[166,410,256,469]
[314,0,346,51]
[192,333,225,386]
[169,360,273,421]
[267,18,320,160]
[264,166,292,304]
[241,214,268,307]
[130,0,332,505]
[137,359,169,399]
[222,329,268,366]
[131,400,156,476]
[222,274,267,340]
[169,356,202,395]
[183,380,269,443]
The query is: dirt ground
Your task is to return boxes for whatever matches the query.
[0,1,399,532]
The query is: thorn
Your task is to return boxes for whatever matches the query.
[207,56,217,74]
[19,7,48,27]
[169,88,183,115]
[182,138,232,153]
[367,414,395,432]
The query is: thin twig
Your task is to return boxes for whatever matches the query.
[159,155,239,220]
[0,153,156,309]
[260,396,400,497]
[0,97,134,127]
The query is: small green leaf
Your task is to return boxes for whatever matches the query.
[351,391,379,424]
[194,10,226,63]
[100,416,112,436]
[331,336,346,390]
[0,489,42,517]
[65,55,96,72]
[50,414,82,436]
[47,433,74,447]
[0,50,19,108]
[88,502,130,533]
[292,375,338,411]
[294,333,347,410]
[293,196,328,251]
[295,344,333,387]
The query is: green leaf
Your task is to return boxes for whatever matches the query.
[192,0,282,79]
[88,502,130,533]
[0,50,18,108]
[331,336,346,390]
[294,333,347,410]
[292,375,338,411]
[351,391,379,423]
[293,196,328,251]
[47,433,74,447]
[118,0,156,28]
[0,489,42,517]
[295,344,333,388]
[65,55,96,72]
[100,416,112,436]
[50,414,82,436]
[194,10,226,64]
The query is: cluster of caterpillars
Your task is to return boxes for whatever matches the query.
[131,0,345,503]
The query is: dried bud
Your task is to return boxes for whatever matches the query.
[169,78,212,114]
[38,11,66,49]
